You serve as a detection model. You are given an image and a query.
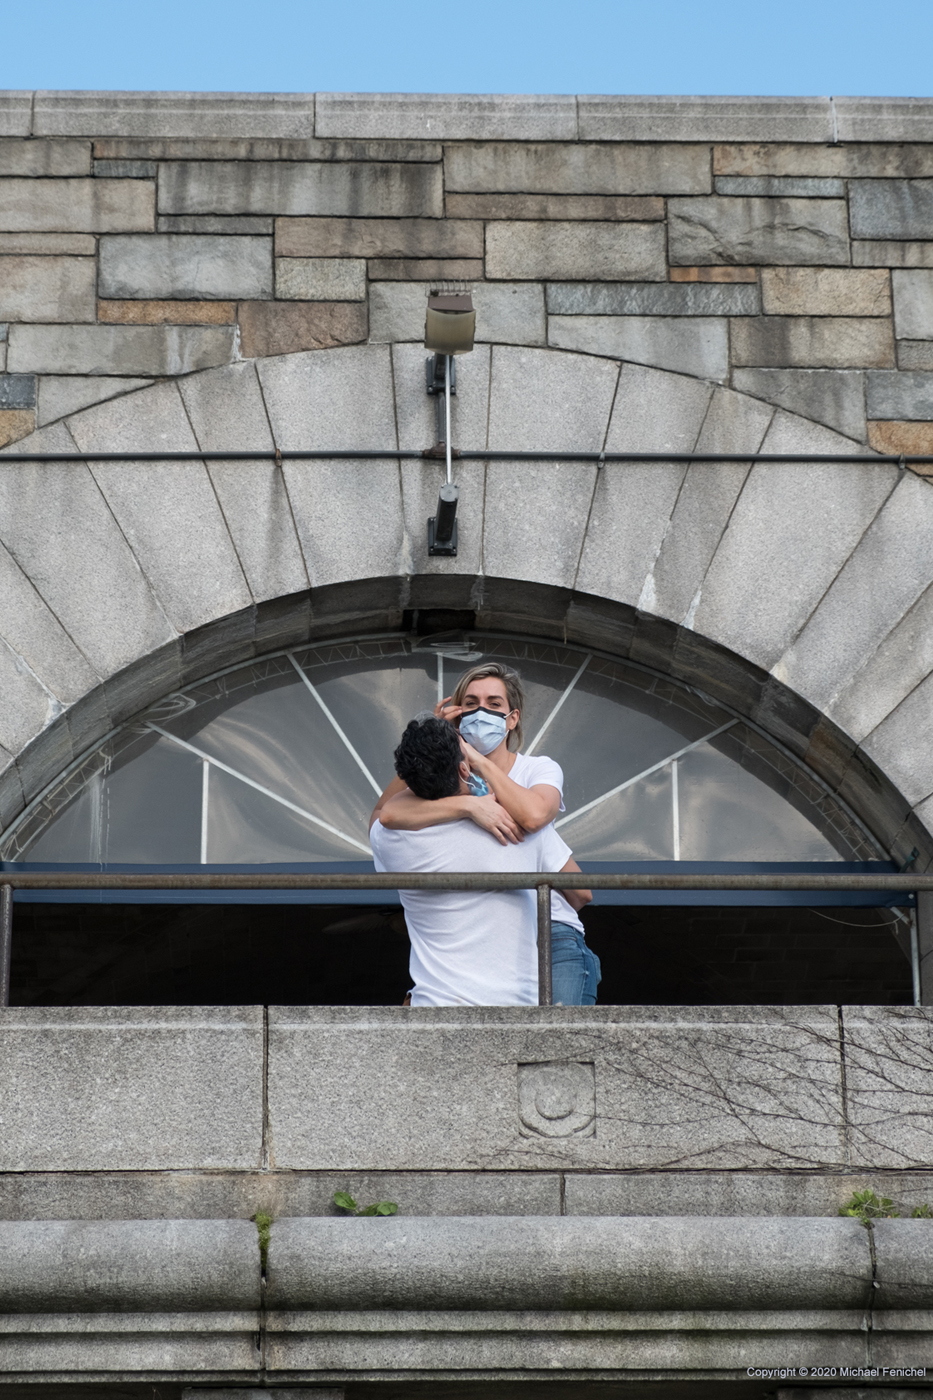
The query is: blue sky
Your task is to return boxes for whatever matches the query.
[1,0,930,97]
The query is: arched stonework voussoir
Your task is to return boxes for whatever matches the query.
[1,344,932,865]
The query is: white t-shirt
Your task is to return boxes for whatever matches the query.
[508,751,584,934]
[370,817,573,1007]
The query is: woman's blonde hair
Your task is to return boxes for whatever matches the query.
[451,662,525,752]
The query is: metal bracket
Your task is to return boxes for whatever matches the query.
[428,516,458,556]
[426,354,457,396]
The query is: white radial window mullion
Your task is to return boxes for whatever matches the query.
[556,721,737,832]
[526,654,591,755]
[200,759,210,865]
[672,758,680,862]
[146,723,371,855]
[287,653,382,797]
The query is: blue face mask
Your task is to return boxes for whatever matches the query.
[459,706,509,756]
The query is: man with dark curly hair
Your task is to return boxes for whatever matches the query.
[370,714,590,1006]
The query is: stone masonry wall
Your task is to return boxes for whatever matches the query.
[4,94,933,456]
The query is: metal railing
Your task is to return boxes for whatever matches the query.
[1,870,930,1009]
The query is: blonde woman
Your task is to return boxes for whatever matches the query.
[371,662,600,1005]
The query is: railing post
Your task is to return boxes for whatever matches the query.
[0,883,12,1009]
[917,892,933,1006]
[536,883,552,1007]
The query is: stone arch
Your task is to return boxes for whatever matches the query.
[1,343,932,866]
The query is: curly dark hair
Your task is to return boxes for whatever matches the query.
[394,716,462,800]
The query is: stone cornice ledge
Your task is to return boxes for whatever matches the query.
[1,1217,931,1379]
[1,90,933,142]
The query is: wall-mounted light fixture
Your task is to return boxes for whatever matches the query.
[424,286,475,557]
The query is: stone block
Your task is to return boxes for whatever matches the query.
[606,362,714,454]
[670,265,757,282]
[487,221,666,281]
[99,232,272,299]
[0,93,33,138]
[0,539,100,705]
[0,529,97,711]
[402,453,487,577]
[549,315,730,381]
[368,257,483,280]
[834,97,933,143]
[37,375,153,426]
[576,459,687,609]
[0,627,56,754]
[179,360,309,603]
[0,138,90,176]
[716,175,845,196]
[0,373,35,408]
[854,240,933,268]
[274,256,366,301]
[0,176,153,232]
[34,90,316,139]
[843,1008,933,1167]
[715,142,933,179]
[369,280,544,345]
[484,458,597,590]
[0,254,96,321]
[578,95,833,143]
[898,341,933,370]
[867,421,933,455]
[873,1219,933,1313]
[96,136,441,162]
[0,421,175,679]
[646,389,774,624]
[829,582,933,744]
[691,413,895,670]
[488,343,618,452]
[266,1006,847,1171]
[669,196,849,266]
[850,180,933,241]
[98,298,236,324]
[444,141,710,195]
[731,317,895,369]
[92,158,156,178]
[0,232,96,254]
[267,1214,869,1313]
[159,160,443,217]
[564,1170,932,1217]
[237,300,367,357]
[0,408,35,447]
[868,369,933,419]
[315,93,577,141]
[158,214,274,234]
[0,1006,263,1170]
[7,322,235,375]
[69,381,253,633]
[547,280,760,316]
[256,345,403,587]
[0,1217,260,1311]
[892,268,933,340]
[732,368,867,441]
[446,192,665,221]
[276,216,483,258]
[761,266,891,317]
[775,471,933,714]
[861,668,933,806]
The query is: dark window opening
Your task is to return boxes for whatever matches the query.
[9,900,912,1008]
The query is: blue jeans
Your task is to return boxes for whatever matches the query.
[550,922,601,1006]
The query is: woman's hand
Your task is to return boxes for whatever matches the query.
[434,694,463,722]
[458,735,487,771]
[467,796,524,845]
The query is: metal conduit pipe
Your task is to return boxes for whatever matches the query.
[1,450,932,464]
[1,871,931,1008]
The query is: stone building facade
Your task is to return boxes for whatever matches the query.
[2,91,933,1399]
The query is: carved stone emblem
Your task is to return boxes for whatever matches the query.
[517,1061,596,1138]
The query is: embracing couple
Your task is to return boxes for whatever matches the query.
[369,662,601,1008]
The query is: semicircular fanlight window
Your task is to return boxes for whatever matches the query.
[1,634,881,865]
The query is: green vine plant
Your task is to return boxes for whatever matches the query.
[838,1188,933,1225]
[334,1191,398,1217]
